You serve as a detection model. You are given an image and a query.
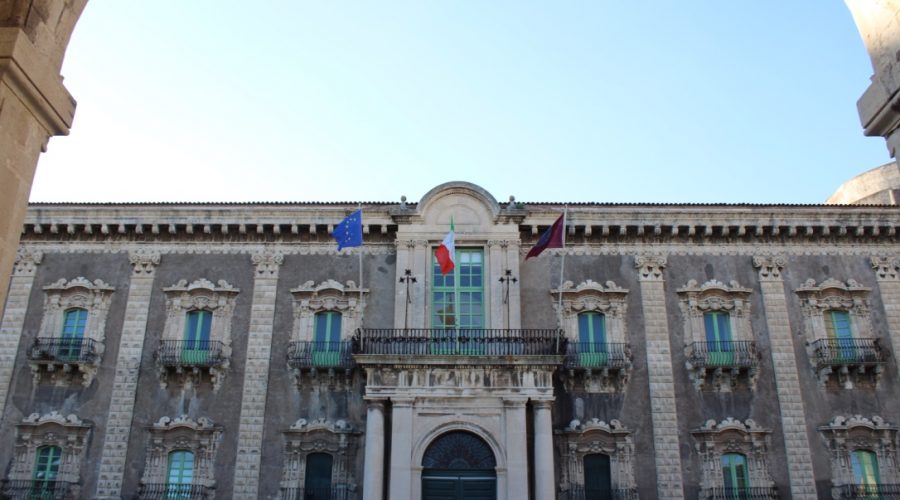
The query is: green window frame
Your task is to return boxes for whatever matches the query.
[58,307,87,360]
[583,453,612,499]
[851,449,880,487]
[166,450,195,499]
[312,311,342,366]
[825,310,857,361]
[431,248,484,354]
[305,452,334,499]
[704,311,734,365]
[721,452,749,497]
[31,445,61,498]
[182,310,212,364]
[578,312,608,367]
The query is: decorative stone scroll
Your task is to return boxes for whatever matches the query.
[677,279,758,391]
[141,416,221,496]
[6,412,91,498]
[555,418,636,498]
[871,256,900,281]
[818,415,900,494]
[12,247,43,276]
[634,254,666,281]
[280,418,361,496]
[692,418,775,495]
[30,277,115,386]
[158,279,239,391]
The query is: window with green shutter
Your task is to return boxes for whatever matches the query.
[578,312,608,367]
[182,310,211,364]
[721,452,749,497]
[31,445,61,497]
[166,450,195,499]
[313,311,342,366]
[704,311,734,365]
[825,310,857,361]
[58,308,87,360]
[851,449,880,488]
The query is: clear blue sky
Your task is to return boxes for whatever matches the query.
[29,1,890,204]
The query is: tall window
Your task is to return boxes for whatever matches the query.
[583,453,612,500]
[432,249,483,330]
[166,450,195,499]
[304,453,334,500]
[578,312,608,367]
[721,453,749,498]
[825,310,857,360]
[704,311,733,365]
[313,312,342,366]
[58,308,87,360]
[851,449,880,493]
[182,310,212,364]
[31,445,61,498]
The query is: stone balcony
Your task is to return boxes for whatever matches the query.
[27,337,101,387]
[155,339,228,391]
[562,342,632,392]
[685,340,760,391]
[287,340,355,384]
[809,337,886,389]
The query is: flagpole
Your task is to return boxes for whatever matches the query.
[358,205,364,309]
[556,206,568,352]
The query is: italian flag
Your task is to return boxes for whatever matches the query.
[435,218,455,275]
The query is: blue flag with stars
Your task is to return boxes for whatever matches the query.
[332,209,363,250]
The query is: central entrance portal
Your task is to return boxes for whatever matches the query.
[421,431,497,500]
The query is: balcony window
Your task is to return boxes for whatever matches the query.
[31,445,61,497]
[577,313,607,367]
[313,312,342,366]
[58,308,87,360]
[704,312,733,365]
[721,453,749,496]
[166,450,195,499]
[182,311,212,365]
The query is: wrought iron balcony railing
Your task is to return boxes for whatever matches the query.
[137,482,212,499]
[27,337,99,364]
[1,479,77,499]
[280,483,352,500]
[702,486,779,499]
[287,341,354,370]
[565,342,630,370]
[836,483,900,499]
[686,341,759,369]
[155,340,226,368]
[810,338,886,369]
[565,484,639,500]
[354,329,566,356]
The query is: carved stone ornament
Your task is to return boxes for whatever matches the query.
[551,280,632,393]
[7,411,91,496]
[158,279,240,392]
[252,251,284,277]
[692,418,775,494]
[555,418,636,496]
[30,277,115,387]
[129,249,161,276]
[677,279,758,391]
[795,278,881,389]
[871,256,900,281]
[752,255,786,281]
[141,416,221,494]
[634,254,667,281]
[13,247,43,276]
[818,415,900,492]
[280,417,361,494]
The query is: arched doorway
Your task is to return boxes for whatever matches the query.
[421,431,497,500]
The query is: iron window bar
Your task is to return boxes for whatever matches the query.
[810,338,887,369]
[835,483,900,499]
[353,329,566,356]
[686,341,760,369]
[27,337,99,364]
[703,487,779,499]
[155,340,226,368]
[279,484,352,500]
[564,342,630,370]
[1,479,78,500]
[287,341,354,370]
[136,482,212,499]
[565,484,640,500]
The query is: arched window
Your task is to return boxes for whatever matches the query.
[577,312,607,367]
[166,450,195,498]
[59,307,88,360]
[583,453,612,500]
[721,453,749,497]
[182,310,212,363]
[313,311,342,366]
[704,311,734,364]
[31,445,61,496]
[304,453,334,500]
[851,449,880,488]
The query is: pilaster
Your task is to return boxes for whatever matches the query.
[388,397,415,500]
[532,399,556,500]
[233,251,283,499]
[752,256,817,499]
[503,398,529,500]
[635,254,684,499]
[363,399,386,500]
[0,247,42,420]
[871,256,900,380]
[95,250,160,498]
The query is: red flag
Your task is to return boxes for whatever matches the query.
[526,213,565,259]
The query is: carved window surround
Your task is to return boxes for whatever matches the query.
[288,280,367,383]
[551,280,631,393]
[692,418,776,497]
[29,277,115,387]
[818,415,900,496]
[4,412,91,498]
[140,416,221,498]
[280,418,361,497]
[677,279,759,391]
[795,278,885,388]
[555,418,636,498]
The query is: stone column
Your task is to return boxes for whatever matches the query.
[389,397,414,499]
[635,254,684,499]
[753,256,817,499]
[504,398,529,500]
[0,248,42,419]
[871,256,900,378]
[95,250,160,498]
[363,399,386,500]
[532,399,556,500]
[233,251,283,499]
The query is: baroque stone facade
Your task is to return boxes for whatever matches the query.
[0,181,898,499]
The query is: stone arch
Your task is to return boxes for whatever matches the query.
[422,430,497,470]
[416,181,500,227]
[412,421,506,472]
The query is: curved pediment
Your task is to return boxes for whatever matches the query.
[417,181,500,227]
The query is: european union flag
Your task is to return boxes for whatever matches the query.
[332,209,363,250]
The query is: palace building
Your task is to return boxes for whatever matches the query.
[0,180,899,500]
